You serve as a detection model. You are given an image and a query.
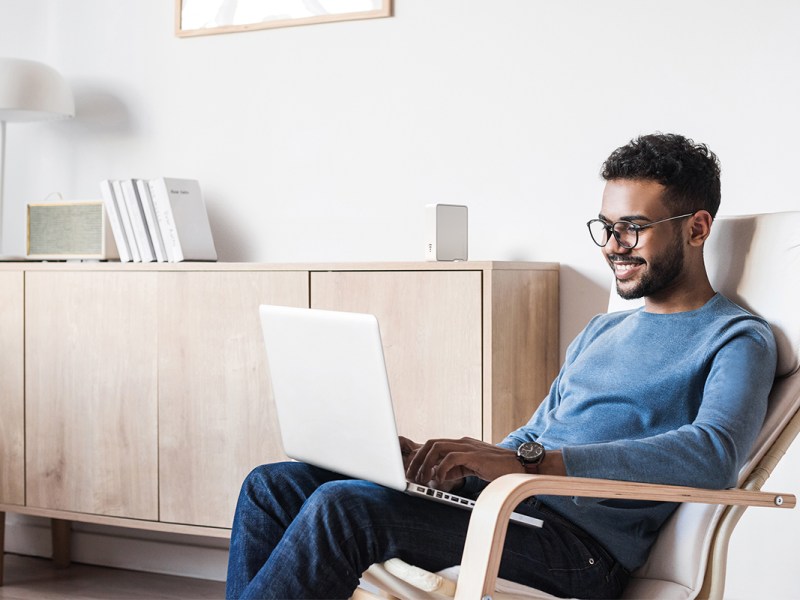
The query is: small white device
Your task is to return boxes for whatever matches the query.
[425,204,468,261]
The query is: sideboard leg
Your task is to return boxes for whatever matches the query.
[51,519,71,569]
[1,511,5,586]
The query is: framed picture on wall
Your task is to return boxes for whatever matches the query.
[176,0,393,37]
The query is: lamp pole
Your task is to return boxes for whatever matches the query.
[0,57,75,260]
[0,120,7,256]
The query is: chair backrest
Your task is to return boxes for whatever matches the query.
[608,212,800,599]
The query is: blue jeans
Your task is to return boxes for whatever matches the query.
[226,462,628,599]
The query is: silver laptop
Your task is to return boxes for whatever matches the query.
[259,304,543,529]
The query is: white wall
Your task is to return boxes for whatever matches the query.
[1,0,798,597]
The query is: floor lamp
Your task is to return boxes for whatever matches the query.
[0,57,75,259]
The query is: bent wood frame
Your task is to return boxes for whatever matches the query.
[175,0,392,37]
[455,460,797,599]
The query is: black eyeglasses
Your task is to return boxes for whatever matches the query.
[586,213,695,249]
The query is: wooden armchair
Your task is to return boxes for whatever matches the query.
[356,211,800,600]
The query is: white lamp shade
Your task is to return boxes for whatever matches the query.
[0,57,75,122]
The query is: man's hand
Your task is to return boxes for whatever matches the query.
[399,436,422,471]
[404,436,524,489]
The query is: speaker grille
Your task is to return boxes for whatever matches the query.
[28,203,104,255]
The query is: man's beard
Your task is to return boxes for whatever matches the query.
[614,235,685,300]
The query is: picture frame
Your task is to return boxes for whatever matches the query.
[176,0,393,37]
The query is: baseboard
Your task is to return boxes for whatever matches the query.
[4,513,229,582]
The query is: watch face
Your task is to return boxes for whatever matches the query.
[518,441,545,463]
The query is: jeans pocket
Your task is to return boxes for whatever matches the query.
[549,546,626,599]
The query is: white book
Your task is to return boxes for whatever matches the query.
[135,179,166,262]
[120,179,155,262]
[148,178,217,262]
[99,179,132,262]
[112,179,141,262]
[147,179,177,262]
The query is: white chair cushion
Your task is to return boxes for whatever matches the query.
[364,562,699,600]
[362,562,568,600]
[624,503,725,598]
[704,212,800,377]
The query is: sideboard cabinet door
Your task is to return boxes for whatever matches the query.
[0,271,24,506]
[157,271,309,528]
[311,270,483,443]
[25,271,159,519]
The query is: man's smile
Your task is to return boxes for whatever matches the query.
[608,255,646,281]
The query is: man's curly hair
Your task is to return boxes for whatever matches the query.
[601,133,721,218]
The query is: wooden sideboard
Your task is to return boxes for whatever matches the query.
[0,261,558,571]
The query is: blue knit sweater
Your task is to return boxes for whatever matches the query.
[499,293,777,571]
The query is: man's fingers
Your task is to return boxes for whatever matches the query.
[409,439,449,482]
[433,445,520,483]
[407,437,499,483]
[431,452,474,483]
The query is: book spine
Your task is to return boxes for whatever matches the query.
[148,179,182,262]
[99,180,132,262]
[136,179,166,262]
[112,180,142,262]
[121,179,155,262]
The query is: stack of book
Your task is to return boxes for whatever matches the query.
[99,178,217,263]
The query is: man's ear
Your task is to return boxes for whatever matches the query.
[688,211,713,247]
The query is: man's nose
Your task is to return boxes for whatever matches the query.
[605,233,630,255]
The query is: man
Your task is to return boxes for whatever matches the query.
[226,133,777,599]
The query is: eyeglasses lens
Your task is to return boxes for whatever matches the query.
[588,220,638,249]
[612,222,638,248]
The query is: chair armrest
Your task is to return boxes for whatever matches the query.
[454,474,795,599]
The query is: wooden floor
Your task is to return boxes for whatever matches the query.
[0,554,226,599]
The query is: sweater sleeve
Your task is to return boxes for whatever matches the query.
[562,329,777,489]
[497,314,604,451]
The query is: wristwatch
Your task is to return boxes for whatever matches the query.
[516,441,546,467]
